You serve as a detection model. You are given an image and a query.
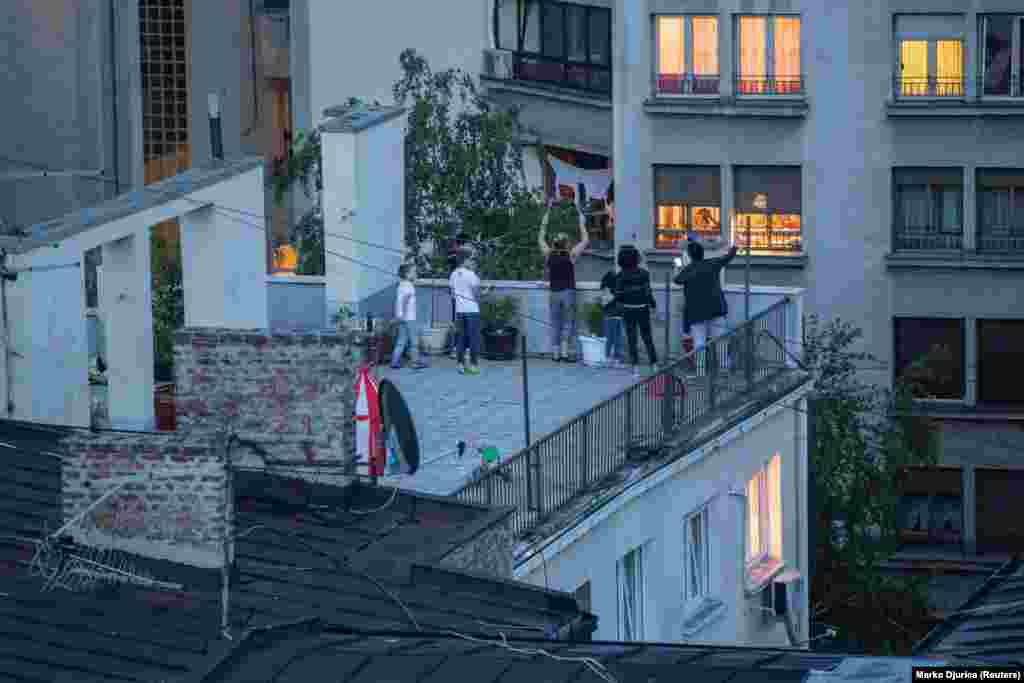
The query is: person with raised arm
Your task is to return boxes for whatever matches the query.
[538,197,589,362]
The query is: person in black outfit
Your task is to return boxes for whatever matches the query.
[673,238,738,374]
[614,245,658,375]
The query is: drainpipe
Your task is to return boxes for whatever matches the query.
[0,250,13,417]
[109,0,121,194]
[209,92,225,161]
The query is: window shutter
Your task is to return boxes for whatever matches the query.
[655,166,721,205]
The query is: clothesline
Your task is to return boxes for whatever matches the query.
[547,155,612,202]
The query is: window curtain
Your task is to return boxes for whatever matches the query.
[983,15,1013,95]
[739,16,767,93]
[692,17,718,76]
[899,185,931,232]
[542,3,564,58]
[566,5,586,62]
[936,187,963,233]
[979,190,1011,233]
[900,40,929,96]
[936,40,963,95]
[658,17,684,75]
[773,16,800,90]
[768,455,782,558]
[588,9,610,64]
[746,475,761,562]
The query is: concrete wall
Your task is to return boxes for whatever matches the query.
[0,0,143,227]
[267,276,328,330]
[514,392,810,647]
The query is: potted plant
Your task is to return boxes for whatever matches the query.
[480,295,520,360]
[577,301,606,367]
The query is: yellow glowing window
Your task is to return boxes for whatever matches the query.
[272,244,298,274]
[773,17,800,92]
[692,17,719,76]
[739,16,768,79]
[900,40,929,96]
[936,40,963,96]
[747,454,783,564]
[658,17,684,76]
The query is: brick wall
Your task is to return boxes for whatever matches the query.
[61,431,228,568]
[438,518,513,579]
[174,327,360,486]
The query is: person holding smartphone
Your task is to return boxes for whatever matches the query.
[673,235,738,375]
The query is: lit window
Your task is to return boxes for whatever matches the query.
[272,244,298,275]
[737,16,802,95]
[895,15,964,97]
[654,166,721,249]
[617,546,644,641]
[731,166,802,253]
[746,454,782,573]
[656,16,719,94]
[683,508,710,602]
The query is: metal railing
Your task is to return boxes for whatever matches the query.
[453,298,794,540]
[894,227,964,251]
[977,224,1024,253]
[894,76,964,98]
[509,53,612,94]
[735,76,804,96]
[656,73,721,95]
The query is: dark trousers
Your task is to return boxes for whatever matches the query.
[456,312,481,365]
[623,307,658,366]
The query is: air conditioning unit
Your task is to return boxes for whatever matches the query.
[483,48,514,80]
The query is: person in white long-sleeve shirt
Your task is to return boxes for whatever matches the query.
[448,250,483,375]
[390,264,427,369]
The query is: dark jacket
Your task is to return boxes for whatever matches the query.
[674,246,738,330]
[614,268,656,310]
[599,270,620,316]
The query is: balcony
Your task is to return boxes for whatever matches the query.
[445,295,806,543]
[646,75,807,118]
[895,76,965,99]
[655,73,720,96]
[482,49,611,100]
[978,224,1024,254]
[735,75,805,96]
[894,226,964,252]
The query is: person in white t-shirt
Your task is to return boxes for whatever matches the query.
[390,264,427,370]
[448,250,483,375]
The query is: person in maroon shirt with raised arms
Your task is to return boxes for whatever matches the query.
[538,198,589,362]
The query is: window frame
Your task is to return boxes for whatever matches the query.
[892,168,965,251]
[896,466,964,547]
[734,14,803,96]
[745,455,783,579]
[654,15,721,96]
[503,0,613,94]
[893,15,965,98]
[617,545,645,642]
[682,506,711,604]
[654,164,722,250]
[976,319,1024,406]
[976,170,1024,253]
[979,14,1024,98]
[731,165,803,254]
[893,317,967,402]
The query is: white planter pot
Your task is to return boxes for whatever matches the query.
[578,335,607,367]
[420,326,449,354]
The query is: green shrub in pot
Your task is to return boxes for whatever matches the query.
[579,301,604,338]
[480,295,519,331]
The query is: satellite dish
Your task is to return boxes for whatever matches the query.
[377,379,420,475]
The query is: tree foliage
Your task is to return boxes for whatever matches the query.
[804,314,942,654]
[394,49,571,280]
[151,233,183,382]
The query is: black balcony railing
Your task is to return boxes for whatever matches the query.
[735,75,804,96]
[510,54,612,94]
[453,299,795,540]
[894,226,964,251]
[977,224,1024,253]
[895,76,964,98]
[656,73,720,95]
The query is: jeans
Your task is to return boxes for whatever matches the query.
[623,307,658,366]
[690,317,732,373]
[391,320,420,367]
[549,289,577,354]
[603,316,625,361]
[456,312,481,365]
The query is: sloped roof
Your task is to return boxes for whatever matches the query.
[5,156,263,253]
[0,420,592,682]
[320,105,405,133]
[914,556,1024,666]
[192,620,856,683]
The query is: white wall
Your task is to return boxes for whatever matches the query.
[302,0,490,123]
[5,165,267,429]
[322,115,405,317]
[515,388,811,647]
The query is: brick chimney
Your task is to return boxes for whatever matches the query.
[59,326,361,569]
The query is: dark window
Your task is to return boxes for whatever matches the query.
[542,3,564,59]
[896,467,963,546]
[893,318,965,400]
[977,320,1024,405]
[977,170,1024,253]
[976,468,1024,554]
[588,9,610,65]
[893,168,963,251]
[982,15,1014,96]
[732,166,802,252]
[654,166,721,250]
